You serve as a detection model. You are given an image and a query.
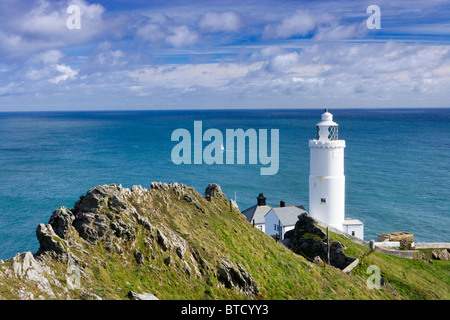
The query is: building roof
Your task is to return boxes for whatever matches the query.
[241,204,272,225]
[342,218,363,226]
[267,206,307,227]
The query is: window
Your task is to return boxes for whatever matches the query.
[352,231,355,236]
[321,198,326,203]
[328,126,338,140]
[274,224,277,231]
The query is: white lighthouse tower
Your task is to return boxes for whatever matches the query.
[309,109,346,231]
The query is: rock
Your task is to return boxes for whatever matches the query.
[81,292,103,300]
[182,260,192,277]
[134,250,144,265]
[151,181,169,191]
[71,185,136,244]
[176,247,184,259]
[171,182,185,197]
[127,290,158,300]
[48,207,74,239]
[431,249,450,261]
[133,212,153,232]
[10,252,55,298]
[155,225,187,257]
[205,183,224,200]
[36,223,68,262]
[217,257,258,298]
[313,256,322,263]
[72,212,99,243]
[295,213,326,238]
[113,242,123,254]
[76,185,117,213]
[284,213,355,270]
[329,241,355,269]
[184,194,193,203]
[108,195,128,213]
[156,229,169,251]
[164,256,172,266]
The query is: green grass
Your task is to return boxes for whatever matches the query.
[1,184,448,300]
[328,232,450,300]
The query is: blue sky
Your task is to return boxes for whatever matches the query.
[0,0,450,111]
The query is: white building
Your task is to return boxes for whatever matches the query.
[264,205,307,240]
[343,218,364,239]
[309,109,364,239]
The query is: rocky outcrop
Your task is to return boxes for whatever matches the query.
[0,182,262,300]
[284,213,356,270]
[431,249,450,261]
[205,183,224,200]
[71,184,136,246]
[217,257,258,298]
[36,223,69,263]
[48,207,74,239]
[10,252,56,299]
[127,290,158,300]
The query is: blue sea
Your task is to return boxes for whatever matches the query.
[0,108,449,259]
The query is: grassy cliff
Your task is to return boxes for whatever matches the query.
[0,182,448,300]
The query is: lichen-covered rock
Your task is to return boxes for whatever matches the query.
[71,184,136,244]
[127,290,158,300]
[217,257,258,298]
[48,207,74,239]
[205,183,224,200]
[36,223,68,263]
[134,250,144,265]
[11,252,55,299]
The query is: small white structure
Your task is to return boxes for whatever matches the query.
[264,205,307,240]
[309,109,364,239]
[342,218,364,239]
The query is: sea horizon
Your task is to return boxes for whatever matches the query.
[0,107,449,259]
[1,106,450,113]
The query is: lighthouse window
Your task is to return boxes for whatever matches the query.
[321,198,326,203]
[328,126,338,140]
[316,126,320,140]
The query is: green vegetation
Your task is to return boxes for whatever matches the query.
[327,232,450,300]
[0,183,448,300]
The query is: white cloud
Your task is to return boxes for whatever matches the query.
[166,26,199,47]
[25,62,78,84]
[126,62,264,90]
[136,23,199,48]
[50,64,78,83]
[0,0,124,59]
[263,10,331,39]
[198,11,242,33]
[136,23,166,43]
[33,49,64,64]
[266,52,300,72]
[314,22,367,41]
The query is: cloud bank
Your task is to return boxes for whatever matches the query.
[0,0,449,110]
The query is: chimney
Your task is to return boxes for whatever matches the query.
[257,193,266,206]
[280,200,285,207]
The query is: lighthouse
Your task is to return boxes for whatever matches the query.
[309,109,346,231]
